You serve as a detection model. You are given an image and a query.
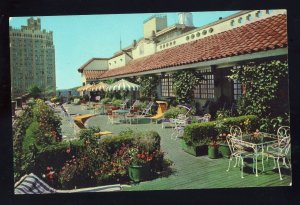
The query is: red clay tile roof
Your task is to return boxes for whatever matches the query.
[83,70,106,80]
[99,14,287,79]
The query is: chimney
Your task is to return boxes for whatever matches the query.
[178,12,194,27]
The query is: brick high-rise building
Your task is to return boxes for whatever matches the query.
[9,17,56,99]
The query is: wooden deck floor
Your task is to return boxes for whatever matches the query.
[64,104,292,191]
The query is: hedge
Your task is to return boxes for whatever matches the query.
[100,130,160,154]
[23,121,39,153]
[33,140,84,175]
[26,130,161,187]
[183,115,258,146]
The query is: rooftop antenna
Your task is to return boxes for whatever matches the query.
[119,33,122,50]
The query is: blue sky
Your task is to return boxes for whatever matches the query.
[10,11,238,90]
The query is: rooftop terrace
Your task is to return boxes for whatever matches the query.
[60,104,291,191]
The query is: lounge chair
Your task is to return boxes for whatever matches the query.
[139,101,154,116]
[150,101,168,123]
[129,100,140,113]
[14,173,128,194]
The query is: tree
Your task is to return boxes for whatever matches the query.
[28,85,42,99]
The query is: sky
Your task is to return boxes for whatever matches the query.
[9,10,238,90]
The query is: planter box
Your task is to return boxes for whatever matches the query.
[208,146,219,159]
[218,143,231,158]
[181,141,207,157]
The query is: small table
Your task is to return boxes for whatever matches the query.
[239,133,277,176]
[112,109,130,123]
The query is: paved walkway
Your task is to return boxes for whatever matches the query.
[59,104,292,190]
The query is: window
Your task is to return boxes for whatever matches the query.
[233,79,242,101]
[266,10,273,14]
[194,69,214,99]
[256,11,262,18]
[238,17,243,24]
[246,14,252,21]
[230,20,235,26]
[161,74,175,97]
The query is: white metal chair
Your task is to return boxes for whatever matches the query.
[230,125,243,139]
[162,105,191,129]
[266,126,290,160]
[263,135,291,180]
[170,114,189,140]
[226,136,255,178]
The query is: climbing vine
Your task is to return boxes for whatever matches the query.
[137,74,159,99]
[228,60,288,118]
[172,69,203,104]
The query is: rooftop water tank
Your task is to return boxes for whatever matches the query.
[178,12,194,27]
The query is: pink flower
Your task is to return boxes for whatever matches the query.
[66,148,71,154]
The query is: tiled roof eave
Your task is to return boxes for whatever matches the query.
[99,46,288,80]
[87,14,287,80]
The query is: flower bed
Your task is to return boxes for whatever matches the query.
[16,127,166,189]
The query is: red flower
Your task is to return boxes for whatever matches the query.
[141,154,145,159]
[66,148,71,154]
[147,155,153,161]
[137,154,141,159]
[46,166,51,171]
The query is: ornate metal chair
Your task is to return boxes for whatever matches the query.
[170,114,189,140]
[230,125,243,139]
[263,135,291,180]
[226,135,255,178]
[266,126,290,161]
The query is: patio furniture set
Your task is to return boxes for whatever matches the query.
[226,125,291,180]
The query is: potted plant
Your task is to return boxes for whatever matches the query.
[112,99,122,109]
[208,138,219,159]
[128,147,152,182]
[214,119,230,158]
[217,133,231,158]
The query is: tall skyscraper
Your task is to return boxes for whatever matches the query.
[9,17,56,99]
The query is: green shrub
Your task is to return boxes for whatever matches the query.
[112,99,123,107]
[100,130,160,154]
[78,127,101,144]
[100,97,111,104]
[23,121,39,153]
[136,101,147,110]
[216,108,232,120]
[164,106,188,119]
[183,115,258,146]
[34,140,85,183]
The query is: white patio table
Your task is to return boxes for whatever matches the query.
[234,132,277,176]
